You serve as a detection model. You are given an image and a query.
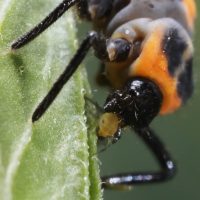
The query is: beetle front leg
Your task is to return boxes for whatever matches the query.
[101,127,176,190]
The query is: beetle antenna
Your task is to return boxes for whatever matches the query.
[11,0,80,49]
[84,96,104,114]
[32,31,98,122]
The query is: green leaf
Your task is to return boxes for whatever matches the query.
[0,0,101,199]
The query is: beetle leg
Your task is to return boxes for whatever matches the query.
[32,31,100,122]
[88,0,113,20]
[11,0,82,49]
[101,127,176,190]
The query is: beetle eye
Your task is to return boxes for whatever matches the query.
[107,38,132,62]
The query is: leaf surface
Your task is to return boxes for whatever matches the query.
[0,0,101,199]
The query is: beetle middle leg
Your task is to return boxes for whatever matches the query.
[31,30,132,121]
[32,31,103,122]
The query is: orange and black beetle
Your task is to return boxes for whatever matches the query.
[12,0,196,190]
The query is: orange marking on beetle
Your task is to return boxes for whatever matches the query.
[130,27,181,114]
[182,0,197,31]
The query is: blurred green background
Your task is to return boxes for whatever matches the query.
[81,1,200,200]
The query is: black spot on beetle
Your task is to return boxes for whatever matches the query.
[177,58,193,103]
[162,28,187,76]
[148,3,154,8]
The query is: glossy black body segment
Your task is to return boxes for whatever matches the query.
[102,127,176,189]
[104,78,163,128]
